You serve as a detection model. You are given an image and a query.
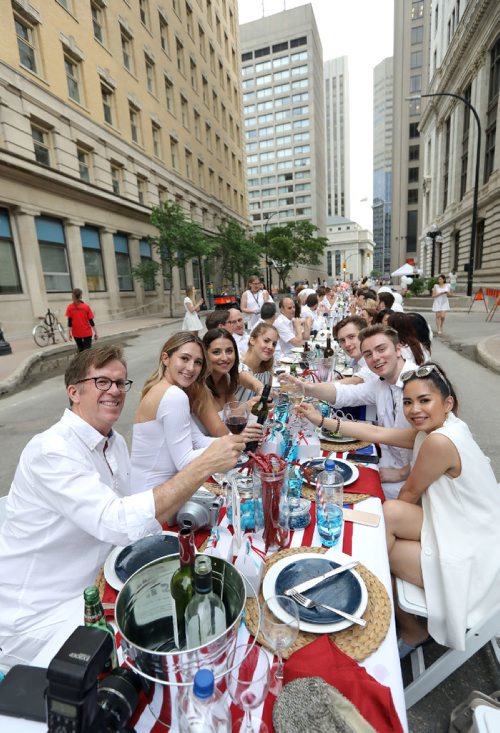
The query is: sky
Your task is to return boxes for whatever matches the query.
[237,0,394,231]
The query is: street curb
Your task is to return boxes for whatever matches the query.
[0,320,180,398]
[476,335,500,376]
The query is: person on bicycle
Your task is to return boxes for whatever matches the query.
[65,288,98,351]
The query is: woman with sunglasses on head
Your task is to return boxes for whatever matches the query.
[297,363,500,656]
[234,322,278,402]
[130,333,217,491]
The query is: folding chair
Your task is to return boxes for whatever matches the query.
[396,577,500,708]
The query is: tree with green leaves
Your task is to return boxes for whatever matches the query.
[255,220,328,290]
[213,218,263,287]
[133,200,215,317]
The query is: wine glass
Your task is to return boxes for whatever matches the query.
[260,596,300,696]
[227,643,270,733]
[223,400,249,435]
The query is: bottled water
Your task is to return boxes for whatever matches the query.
[316,458,344,547]
[177,669,231,732]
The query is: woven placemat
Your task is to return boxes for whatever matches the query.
[202,482,224,496]
[301,484,370,504]
[319,439,371,453]
[244,546,391,662]
[95,567,106,598]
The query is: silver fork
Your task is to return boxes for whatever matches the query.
[288,590,367,627]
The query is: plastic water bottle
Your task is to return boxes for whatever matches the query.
[316,458,344,547]
[177,669,231,732]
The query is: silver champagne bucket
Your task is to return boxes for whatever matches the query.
[115,553,246,687]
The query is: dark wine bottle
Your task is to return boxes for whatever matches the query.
[303,340,310,353]
[170,527,196,649]
[246,383,272,453]
[323,336,334,358]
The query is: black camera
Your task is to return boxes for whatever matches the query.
[47,625,143,732]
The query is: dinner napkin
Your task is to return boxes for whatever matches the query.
[341,464,386,503]
[282,636,403,733]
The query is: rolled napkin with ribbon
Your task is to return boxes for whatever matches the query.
[234,534,267,597]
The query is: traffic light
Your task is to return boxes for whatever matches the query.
[342,261,347,269]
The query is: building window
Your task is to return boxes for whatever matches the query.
[408,167,419,183]
[186,2,193,36]
[114,233,133,291]
[409,145,420,161]
[484,37,500,184]
[164,76,175,114]
[0,208,22,294]
[159,14,169,53]
[31,123,51,166]
[170,136,178,168]
[410,74,421,92]
[64,55,82,103]
[406,210,418,253]
[137,175,147,204]
[180,94,189,127]
[139,0,150,27]
[474,219,485,269]
[15,16,38,73]
[190,58,198,91]
[101,83,114,125]
[411,2,424,19]
[77,146,91,182]
[411,25,423,44]
[460,84,471,199]
[410,51,423,69]
[129,104,141,144]
[194,110,200,140]
[145,56,156,95]
[176,37,185,75]
[36,216,71,292]
[81,226,106,292]
[91,1,105,44]
[185,148,192,179]
[152,122,161,157]
[408,189,419,204]
[121,30,134,73]
[140,239,155,291]
[409,122,420,138]
[110,163,122,194]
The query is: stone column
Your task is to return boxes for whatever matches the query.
[100,228,120,315]
[129,235,143,312]
[12,206,45,319]
[63,219,87,296]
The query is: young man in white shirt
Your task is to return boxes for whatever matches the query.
[284,325,415,499]
[0,344,244,670]
[333,315,378,386]
[274,297,312,356]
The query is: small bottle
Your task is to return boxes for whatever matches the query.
[246,383,272,453]
[83,585,118,671]
[184,556,226,648]
[170,527,196,649]
[323,336,334,358]
[316,458,344,547]
[303,340,310,353]
[177,669,230,733]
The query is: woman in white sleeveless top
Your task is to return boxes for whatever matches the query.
[240,275,271,330]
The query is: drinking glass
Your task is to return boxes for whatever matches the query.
[227,643,270,733]
[223,400,249,435]
[260,596,300,696]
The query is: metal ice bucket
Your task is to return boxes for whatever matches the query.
[115,553,246,687]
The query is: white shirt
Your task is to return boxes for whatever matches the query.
[233,331,250,358]
[0,410,160,637]
[274,313,297,356]
[352,356,379,383]
[301,304,323,331]
[131,385,214,491]
[332,360,416,498]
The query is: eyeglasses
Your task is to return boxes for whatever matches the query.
[75,377,133,392]
[401,364,450,393]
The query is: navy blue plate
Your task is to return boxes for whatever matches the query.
[115,534,179,583]
[275,557,361,624]
[301,458,354,486]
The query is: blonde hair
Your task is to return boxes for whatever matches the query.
[186,285,196,299]
[248,322,278,373]
[141,332,208,408]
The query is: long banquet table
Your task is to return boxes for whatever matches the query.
[0,454,408,733]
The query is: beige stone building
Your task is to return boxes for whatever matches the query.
[0,0,247,336]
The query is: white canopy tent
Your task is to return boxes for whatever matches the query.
[391,263,414,277]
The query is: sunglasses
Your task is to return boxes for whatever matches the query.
[401,364,450,393]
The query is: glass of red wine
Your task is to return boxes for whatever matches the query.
[223,400,249,435]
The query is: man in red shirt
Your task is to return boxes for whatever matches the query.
[65,288,98,351]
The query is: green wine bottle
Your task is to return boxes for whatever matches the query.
[170,527,196,649]
[83,585,118,671]
[247,383,272,453]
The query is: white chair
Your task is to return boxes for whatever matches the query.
[396,577,500,709]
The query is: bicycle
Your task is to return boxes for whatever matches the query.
[32,308,68,347]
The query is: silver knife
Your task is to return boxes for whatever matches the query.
[283,559,359,597]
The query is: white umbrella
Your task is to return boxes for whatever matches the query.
[391,263,414,277]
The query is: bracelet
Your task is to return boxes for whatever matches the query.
[334,417,341,434]
[319,415,325,429]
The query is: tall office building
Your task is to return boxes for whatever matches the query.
[324,56,350,219]
[0,0,246,330]
[240,3,326,256]
[372,56,393,277]
[391,0,431,272]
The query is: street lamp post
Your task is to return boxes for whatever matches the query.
[263,211,278,293]
[342,252,359,281]
[408,92,481,296]
[425,223,443,278]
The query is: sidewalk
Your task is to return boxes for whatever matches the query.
[0,306,498,397]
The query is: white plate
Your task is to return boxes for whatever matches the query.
[291,347,304,354]
[279,356,297,364]
[103,531,178,591]
[262,550,368,633]
[300,457,359,487]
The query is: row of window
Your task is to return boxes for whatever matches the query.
[243,85,309,102]
[242,64,309,86]
[241,36,307,62]
[247,161,311,176]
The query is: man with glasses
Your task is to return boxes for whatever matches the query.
[0,344,244,670]
[225,307,249,357]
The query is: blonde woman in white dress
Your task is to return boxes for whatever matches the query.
[182,286,204,336]
[431,274,451,336]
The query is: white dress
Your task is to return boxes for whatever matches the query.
[183,297,203,330]
[432,284,450,312]
[243,289,266,329]
[415,413,500,650]
[130,385,215,490]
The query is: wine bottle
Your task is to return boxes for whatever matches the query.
[185,555,226,648]
[303,340,310,353]
[323,336,334,358]
[170,527,196,649]
[246,383,272,453]
[83,586,118,672]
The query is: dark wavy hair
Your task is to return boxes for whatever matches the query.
[388,312,425,365]
[402,362,458,414]
[203,328,239,399]
[406,312,432,352]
